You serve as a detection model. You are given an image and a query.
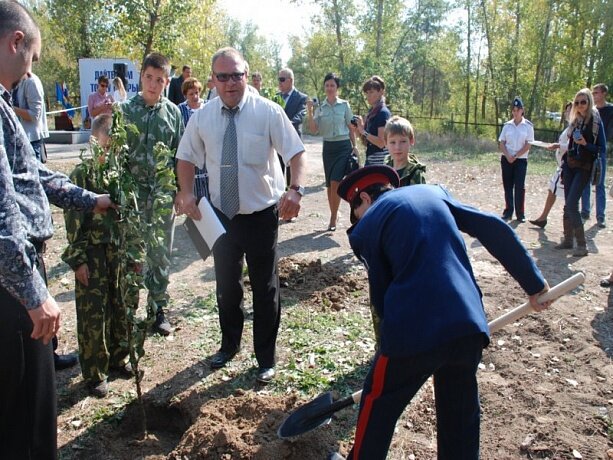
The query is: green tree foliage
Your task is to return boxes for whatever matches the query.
[25,0,613,134]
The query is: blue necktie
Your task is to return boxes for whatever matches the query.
[220,107,240,219]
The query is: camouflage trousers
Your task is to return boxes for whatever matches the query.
[138,200,175,313]
[75,243,131,384]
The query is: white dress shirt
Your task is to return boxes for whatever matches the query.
[498,117,534,159]
[177,91,305,214]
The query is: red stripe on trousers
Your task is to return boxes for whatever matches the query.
[352,354,389,458]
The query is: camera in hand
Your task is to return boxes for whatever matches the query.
[351,115,360,127]
[312,97,318,105]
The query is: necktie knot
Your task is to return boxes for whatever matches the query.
[223,106,239,118]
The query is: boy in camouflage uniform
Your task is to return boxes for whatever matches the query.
[62,114,128,397]
[120,52,184,335]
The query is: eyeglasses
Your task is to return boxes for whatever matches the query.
[278,77,288,83]
[215,72,245,82]
[574,99,588,106]
[99,84,108,88]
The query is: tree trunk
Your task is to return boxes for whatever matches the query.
[480,0,499,124]
[527,0,553,119]
[511,0,520,100]
[375,0,384,58]
[474,40,481,123]
[142,0,162,63]
[332,0,345,70]
[464,0,472,133]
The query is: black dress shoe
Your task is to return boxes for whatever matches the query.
[256,367,275,383]
[529,219,547,228]
[54,353,78,371]
[210,350,237,369]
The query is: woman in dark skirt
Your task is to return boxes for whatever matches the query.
[306,73,356,231]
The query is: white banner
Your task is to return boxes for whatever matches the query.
[78,58,140,122]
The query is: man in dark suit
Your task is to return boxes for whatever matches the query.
[168,65,192,105]
[278,68,307,188]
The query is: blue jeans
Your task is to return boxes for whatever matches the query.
[347,334,484,460]
[563,163,591,229]
[580,145,608,222]
[500,157,527,218]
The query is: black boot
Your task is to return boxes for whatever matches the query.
[572,225,588,257]
[555,218,574,249]
[152,308,172,336]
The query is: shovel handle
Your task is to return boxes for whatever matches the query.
[350,272,585,408]
[487,272,585,333]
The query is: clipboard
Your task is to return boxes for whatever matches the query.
[183,198,226,262]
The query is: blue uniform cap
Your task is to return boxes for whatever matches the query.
[513,96,523,109]
[338,165,400,203]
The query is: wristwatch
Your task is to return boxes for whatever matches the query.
[289,185,305,196]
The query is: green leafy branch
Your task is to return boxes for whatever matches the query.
[89,107,176,436]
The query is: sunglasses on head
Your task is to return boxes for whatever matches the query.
[215,72,245,82]
[574,99,588,106]
[278,77,288,83]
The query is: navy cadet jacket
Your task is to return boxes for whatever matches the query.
[348,184,546,357]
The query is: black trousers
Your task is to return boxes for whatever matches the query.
[348,334,484,460]
[501,156,527,218]
[0,285,57,460]
[213,205,280,368]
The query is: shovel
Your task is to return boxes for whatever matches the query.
[277,272,585,439]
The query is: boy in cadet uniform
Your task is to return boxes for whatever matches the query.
[383,115,426,187]
[62,114,129,397]
[120,52,184,336]
[498,96,534,222]
[332,165,552,460]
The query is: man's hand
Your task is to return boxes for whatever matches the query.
[279,189,301,221]
[28,296,61,344]
[528,281,553,312]
[75,264,89,286]
[93,194,116,213]
[175,190,201,220]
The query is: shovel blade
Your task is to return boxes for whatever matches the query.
[277,391,334,439]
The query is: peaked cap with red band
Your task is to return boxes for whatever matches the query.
[337,165,400,202]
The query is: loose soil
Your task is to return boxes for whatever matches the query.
[46,135,613,459]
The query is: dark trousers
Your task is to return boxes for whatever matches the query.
[213,205,280,368]
[0,286,57,460]
[348,334,484,460]
[501,156,527,218]
[562,163,591,229]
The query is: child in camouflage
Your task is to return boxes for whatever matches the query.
[62,114,130,397]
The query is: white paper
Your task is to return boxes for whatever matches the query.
[528,140,551,149]
[192,199,226,249]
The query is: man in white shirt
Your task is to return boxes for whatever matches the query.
[498,96,534,222]
[12,71,48,162]
[175,47,306,384]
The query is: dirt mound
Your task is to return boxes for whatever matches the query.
[169,390,339,459]
[279,257,368,311]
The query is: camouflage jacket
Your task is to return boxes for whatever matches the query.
[385,154,427,187]
[120,93,183,200]
[0,86,97,309]
[62,160,118,270]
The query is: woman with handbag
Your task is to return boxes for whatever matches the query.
[555,88,606,257]
[307,73,357,231]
